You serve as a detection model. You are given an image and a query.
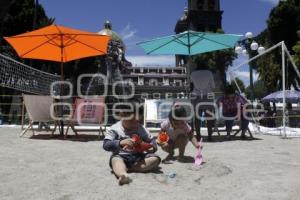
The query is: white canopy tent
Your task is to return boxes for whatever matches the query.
[228,41,300,138]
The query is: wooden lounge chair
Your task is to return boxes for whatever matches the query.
[21,94,57,137]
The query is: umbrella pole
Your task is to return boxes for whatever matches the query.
[59,46,64,136]
[187,31,191,93]
[187,56,191,92]
[60,62,64,81]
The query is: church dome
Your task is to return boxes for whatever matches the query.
[97,28,123,43]
[97,20,124,47]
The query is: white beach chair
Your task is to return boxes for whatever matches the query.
[21,94,57,137]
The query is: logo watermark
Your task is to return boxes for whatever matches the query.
[49,74,266,125]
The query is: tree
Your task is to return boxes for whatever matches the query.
[245,79,268,100]
[251,0,300,92]
[1,0,54,60]
[2,0,53,36]
[233,78,245,93]
[267,0,300,52]
[293,31,300,69]
[0,0,54,123]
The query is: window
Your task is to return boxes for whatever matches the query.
[138,77,144,85]
[149,79,158,86]
[208,1,215,10]
[197,0,204,10]
[163,78,170,86]
[174,80,182,87]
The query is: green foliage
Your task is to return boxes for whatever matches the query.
[1,0,54,58]
[233,77,245,93]
[245,79,268,100]
[2,0,54,36]
[251,48,281,93]
[0,0,55,121]
[293,31,300,69]
[267,0,300,52]
[251,0,300,92]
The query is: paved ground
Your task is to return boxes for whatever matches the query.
[0,127,300,200]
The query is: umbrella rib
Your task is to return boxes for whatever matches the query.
[173,37,189,47]
[189,32,233,48]
[19,36,60,57]
[53,25,107,53]
[188,32,205,47]
[45,35,63,47]
[202,36,233,48]
[146,34,188,54]
[63,35,78,47]
[67,36,107,54]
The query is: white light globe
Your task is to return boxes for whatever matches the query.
[242,49,248,55]
[235,46,243,54]
[250,42,259,51]
[257,46,265,54]
[245,32,253,39]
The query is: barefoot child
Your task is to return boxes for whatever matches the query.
[159,104,200,162]
[103,100,161,185]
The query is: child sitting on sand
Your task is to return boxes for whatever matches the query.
[158,104,200,162]
[103,99,161,185]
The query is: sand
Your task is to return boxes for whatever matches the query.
[0,127,300,200]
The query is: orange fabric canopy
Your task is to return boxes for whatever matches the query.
[4,24,110,63]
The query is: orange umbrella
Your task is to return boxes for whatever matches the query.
[4,24,110,80]
[4,24,110,136]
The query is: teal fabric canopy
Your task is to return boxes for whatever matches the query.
[137,30,242,55]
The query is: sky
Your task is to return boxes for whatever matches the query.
[38,0,281,85]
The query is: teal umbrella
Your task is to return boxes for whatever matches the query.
[137,30,242,55]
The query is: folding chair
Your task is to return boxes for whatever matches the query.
[65,97,106,138]
[21,94,57,137]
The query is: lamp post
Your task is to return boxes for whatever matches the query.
[235,32,265,101]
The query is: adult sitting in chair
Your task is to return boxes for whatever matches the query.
[216,85,249,140]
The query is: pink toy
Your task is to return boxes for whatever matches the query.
[194,138,203,166]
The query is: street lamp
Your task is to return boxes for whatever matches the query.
[234,32,265,101]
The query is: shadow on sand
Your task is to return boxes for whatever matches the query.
[202,135,263,143]
[29,133,104,142]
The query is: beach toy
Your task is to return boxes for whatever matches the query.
[166,172,176,178]
[134,142,153,153]
[131,134,142,143]
[194,138,203,166]
[156,131,169,145]
[124,134,153,153]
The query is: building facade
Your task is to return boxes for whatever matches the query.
[122,66,188,99]
[188,0,223,32]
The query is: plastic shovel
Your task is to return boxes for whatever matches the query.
[194,138,203,166]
